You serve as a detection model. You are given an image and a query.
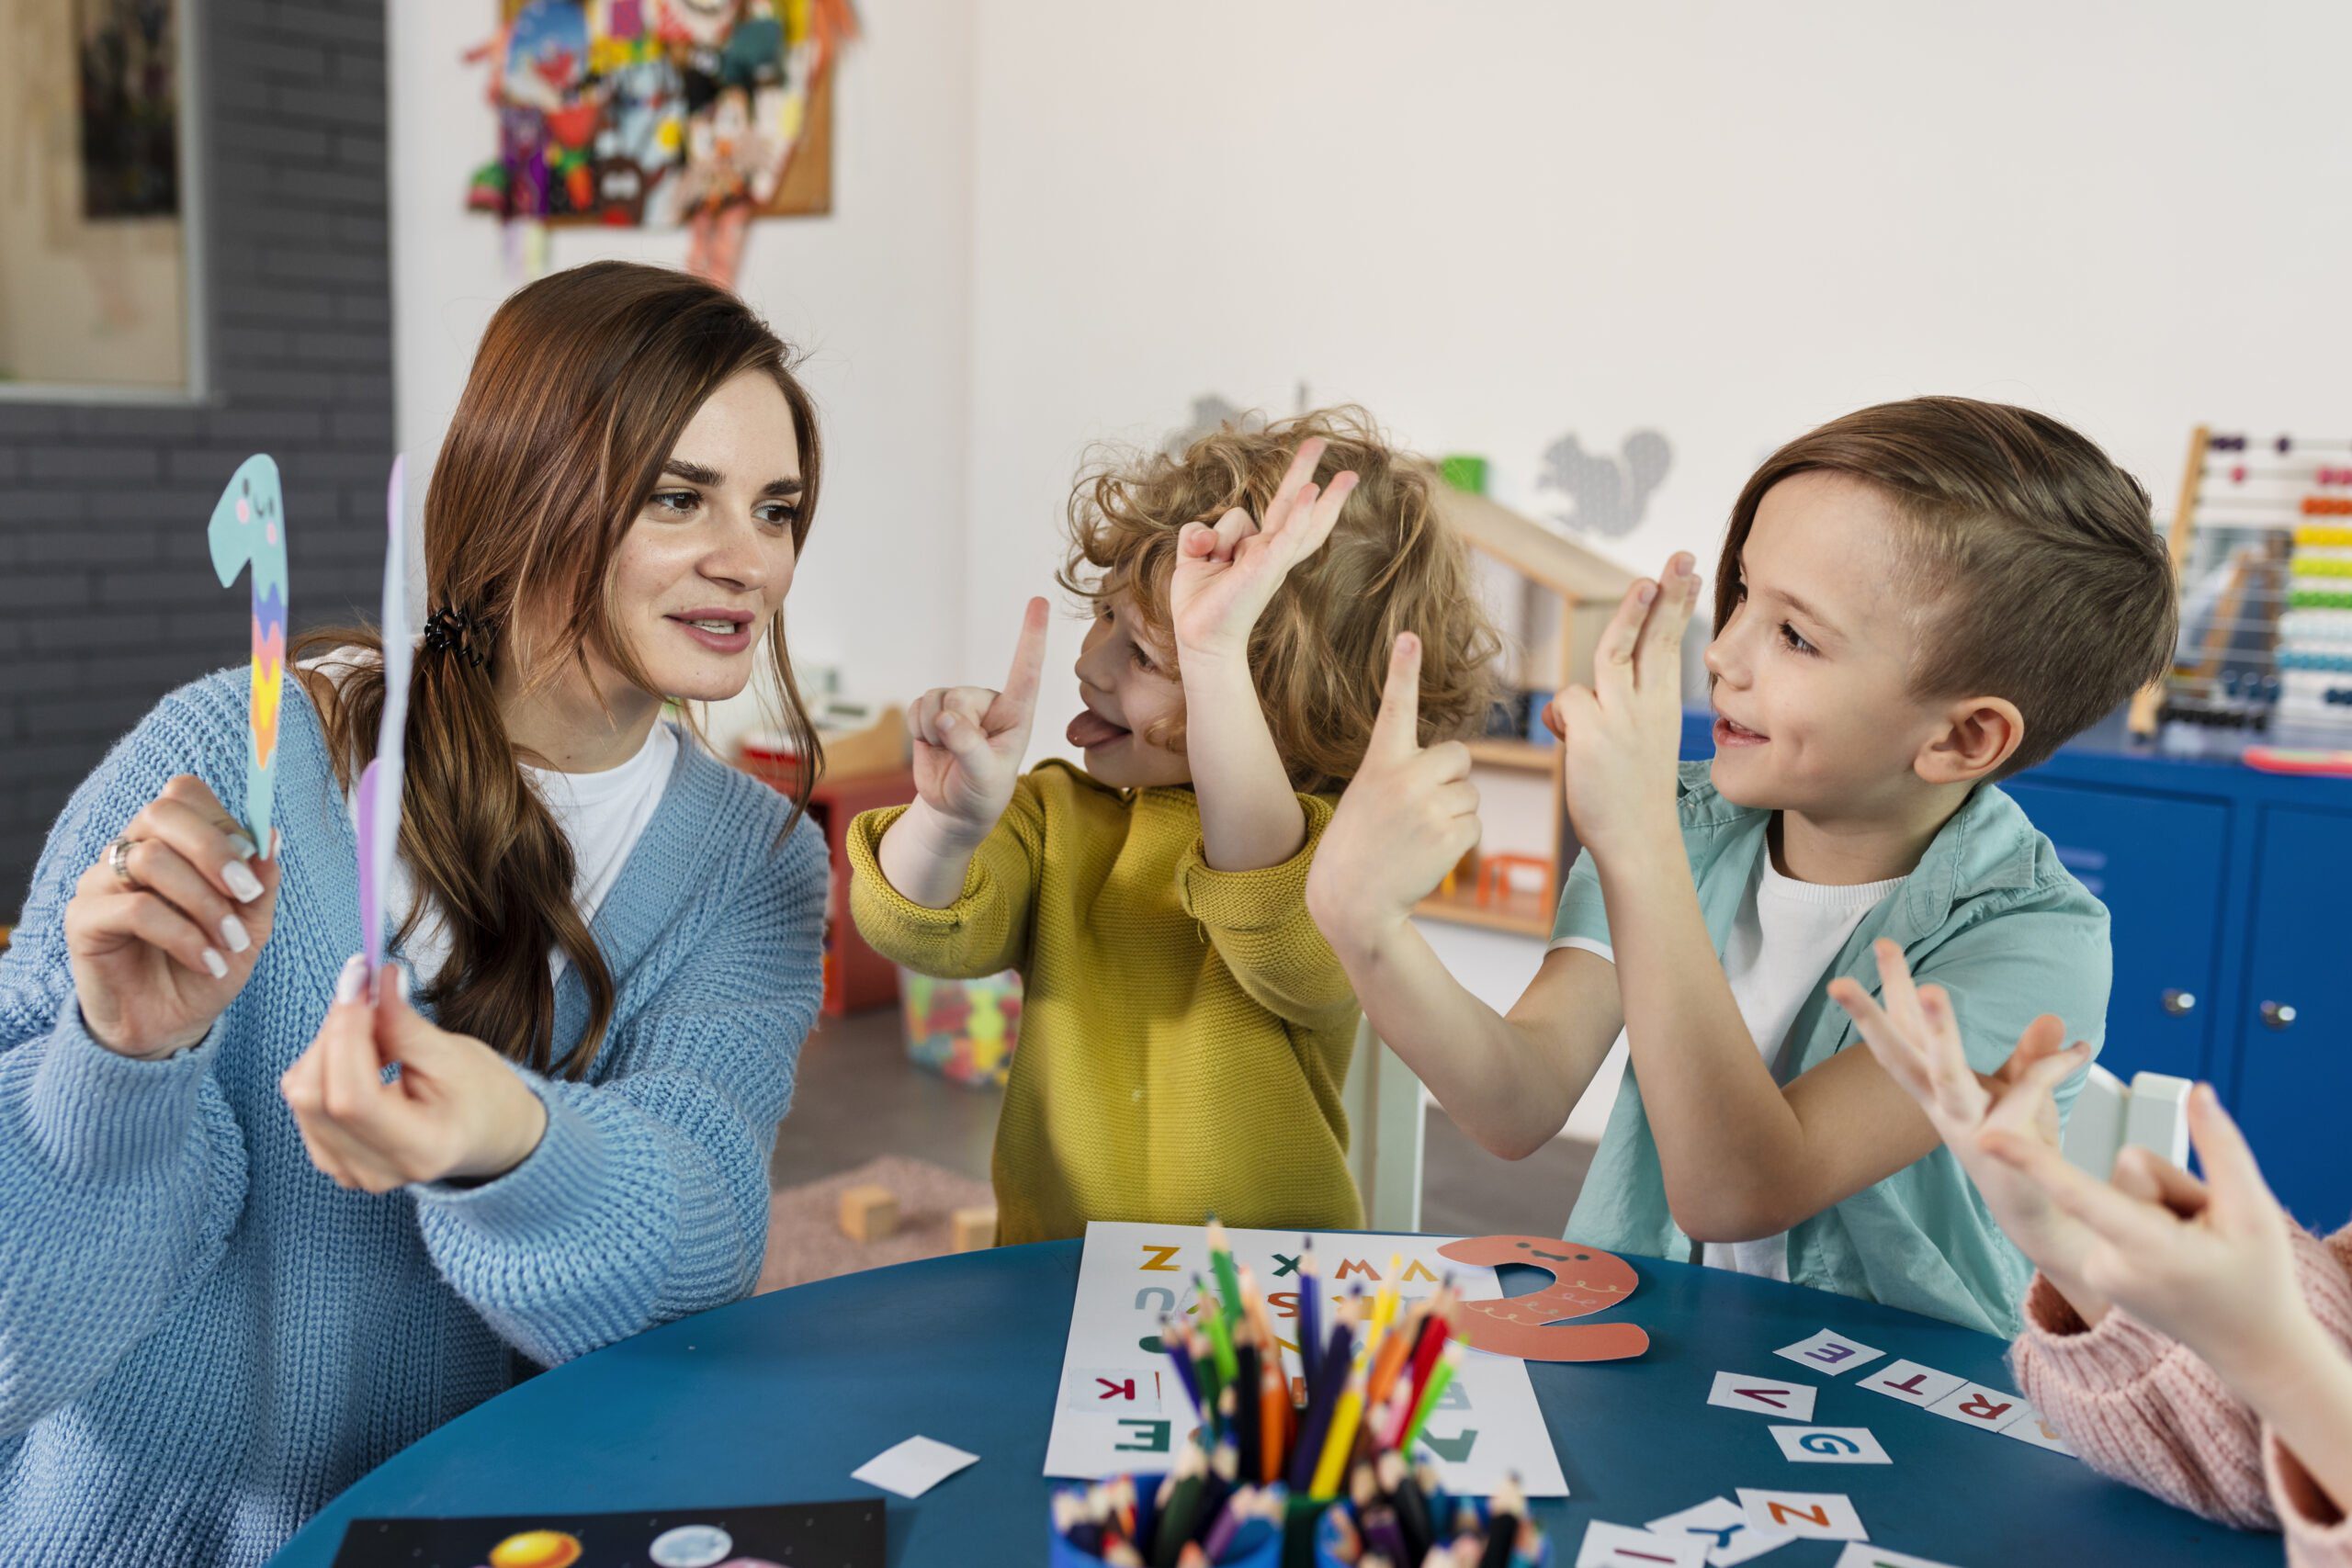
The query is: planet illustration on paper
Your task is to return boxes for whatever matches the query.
[649,1523,734,1567]
[486,1530,582,1568]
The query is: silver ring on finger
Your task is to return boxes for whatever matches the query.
[107,835,142,892]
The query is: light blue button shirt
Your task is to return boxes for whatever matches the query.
[1555,762,2106,1336]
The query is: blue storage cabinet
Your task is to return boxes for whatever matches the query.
[1678,713,2352,1227]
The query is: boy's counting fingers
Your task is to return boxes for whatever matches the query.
[994,597,1051,718]
[1634,553,1700,687]
[1289,470,1358,562]
[1592,577,1660,699]
[1265,438,1329,526]
[1366,632,1424,764]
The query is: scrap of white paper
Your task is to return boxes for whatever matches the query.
[1707,1371,1817,1421]
[1736,1489,1868,1541]
[1644,1495,1794,1566]
[852,1436,978,1499]
[1577,1520,1708,1567]
[1999,1403,2077,1456]
[1831,1546,1961,1568]
[1769,1426,1891,1465]
[1773,1329,1885,1378]
[1926,1382,2027,1432]
[1858,1359,1965,1408]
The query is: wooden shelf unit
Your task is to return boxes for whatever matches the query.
[1412,477,1634,939]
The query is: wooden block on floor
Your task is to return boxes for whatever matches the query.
[838,1183,899,1244]
[951,1205,997,1253]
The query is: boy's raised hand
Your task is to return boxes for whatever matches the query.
[1169,438,1359,669]
[1543,554,1700,858]
[1829,939,2106,1314]
[908,596,1051,841]
[1307,632,1480,951]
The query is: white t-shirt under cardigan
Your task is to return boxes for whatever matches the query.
[308,647,678,988]
[1553,851,1905,1281]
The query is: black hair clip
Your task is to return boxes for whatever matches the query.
[423,605,492,669]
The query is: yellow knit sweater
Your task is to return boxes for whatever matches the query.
[847,761,1365,1246]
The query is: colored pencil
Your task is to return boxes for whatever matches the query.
[1258,1343,1289,1484]
[1232,1338,1261,1484]
[1194,1275,1239,1383]
[1310,1359,1370,1498]
[1205,1218,1245,1337]
[1150,1440,1207,1568]
[1476,1476,1522,1568]
[1160,1314,1204,1423]
[1399,1343,1463,1456]
[1297,1243,1323,1391]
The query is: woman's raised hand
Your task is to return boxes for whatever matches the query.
[65,774,281,1058]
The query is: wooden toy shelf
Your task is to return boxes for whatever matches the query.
[1410,476,1635,941]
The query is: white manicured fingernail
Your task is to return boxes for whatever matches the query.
[202,948,228,979]
[220,915,251,953]
[334,954,367,1004]
[224,860,265,903]
[228,832,259,861]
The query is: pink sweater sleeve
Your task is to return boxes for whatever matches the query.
[2010,1225,2352,1555]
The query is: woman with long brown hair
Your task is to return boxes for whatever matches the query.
[0,261,829,1568]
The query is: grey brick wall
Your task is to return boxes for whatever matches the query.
[0,0,391,913]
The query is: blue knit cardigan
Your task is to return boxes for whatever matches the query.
[0,670,825,1567]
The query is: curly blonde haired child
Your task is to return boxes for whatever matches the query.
[849,408,1501,1242]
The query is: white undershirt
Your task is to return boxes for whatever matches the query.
[1554,852,1905,1281]
[310,648,677,989]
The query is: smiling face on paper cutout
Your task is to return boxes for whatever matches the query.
[1436,1234,1651,1363]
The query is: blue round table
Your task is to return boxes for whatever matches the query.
[270,1240,2276,1567]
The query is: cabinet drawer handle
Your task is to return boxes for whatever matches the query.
[2261,1000,2299,1031]
[2161,989,2197,1016]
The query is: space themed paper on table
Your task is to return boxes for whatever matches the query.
[329,1499,882,1567]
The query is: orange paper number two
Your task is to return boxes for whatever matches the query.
[1437,1235,1652,1362]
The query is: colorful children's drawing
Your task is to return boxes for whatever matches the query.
[206,455,288,845]
[356,458,413,986]
[468,0,854,236]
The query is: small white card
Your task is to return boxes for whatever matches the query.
[1858,1359,1965,1408]
[1926,1382,2028,1432]
[1577,1520,1709,1567]
[1644,1495,1794,1566]
[1999,1403,2077,1456]
[1769,1426,1891,1465]
[1831,1547,1961,1568]
[1708,1371,1818,1421]
[1736,1489,1868,1541]
[851,1435,979,1498]
[1774,1330,1886,1378]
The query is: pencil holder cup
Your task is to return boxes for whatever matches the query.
[1310,1496,1552,1568]
[1047,1477,1283,1568]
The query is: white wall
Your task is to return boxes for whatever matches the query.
[963,0,2352,1023]
[388,0,976,722]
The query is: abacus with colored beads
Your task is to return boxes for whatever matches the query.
[2129,427,2352,754]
